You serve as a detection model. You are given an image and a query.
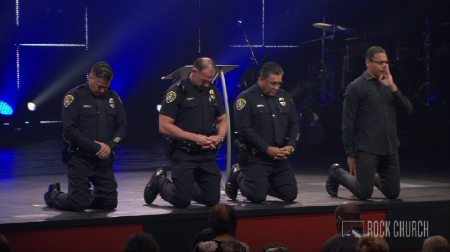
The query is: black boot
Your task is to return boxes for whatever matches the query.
[44,182,61,207]
[326,164,341,197]
[144,168,167,204]
[225,164,241,200]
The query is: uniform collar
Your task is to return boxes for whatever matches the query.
[84,82,105,99]
[184,73,213,92]
[250,83,279,98]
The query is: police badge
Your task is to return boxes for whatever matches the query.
[236,98,246,110]
[166,91,177,103]
[64,95,74,107]
[209,89,216,102]
[109,98,115,108]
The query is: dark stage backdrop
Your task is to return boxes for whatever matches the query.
[1,0,449,149]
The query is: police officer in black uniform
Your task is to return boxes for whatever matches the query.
[144,57,228,208]
[44,62,127,212]
[226,62,299,203]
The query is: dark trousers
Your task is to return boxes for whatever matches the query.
[50,152,118,212]
[159,151,222,208]
[335,151,400,200]
[237,155,298,203]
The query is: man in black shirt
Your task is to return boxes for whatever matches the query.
[44,62,127,212]
[320,202,365,252]
[326,46,413,200]
[144,57,228,208]
[226,62,299,203]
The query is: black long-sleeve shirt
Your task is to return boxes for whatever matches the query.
[342,71,413,156]
[62,82,127,154]
[234,84,299,154]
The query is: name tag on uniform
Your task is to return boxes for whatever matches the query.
[83,105,92,108]
[257,104,264,108]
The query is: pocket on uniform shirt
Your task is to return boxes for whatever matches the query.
[182,99,200,109]
[78,109,97,129]
[279,104,290,114]
[106,108,117,117]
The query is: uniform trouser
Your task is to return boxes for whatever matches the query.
[158,151,222,208]
[335,151,400,200]
[237,155,298,203]
[50,152,118,212]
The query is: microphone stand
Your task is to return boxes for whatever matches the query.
[238,20,260,67]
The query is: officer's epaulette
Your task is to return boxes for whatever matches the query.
[176,79,187,95]
[65,83,87,95]
[164,79,187,96]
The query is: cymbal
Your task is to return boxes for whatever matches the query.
[312,23,356,35]
[343,36,383,42]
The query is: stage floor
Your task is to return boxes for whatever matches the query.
[1,140,449,226]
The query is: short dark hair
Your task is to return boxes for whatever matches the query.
[261,242,294,252]
[124,233,161,252]
[423,235,450,252]
[91,62,114,81]
[335,202,361,221]
[259,62,284,80]
[193,57,216,73]
[209,204,239,236]
[365,46,387,60]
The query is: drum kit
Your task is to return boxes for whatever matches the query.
[301,19,448,106]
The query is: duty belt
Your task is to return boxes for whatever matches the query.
[248,147,272,160]
[176,140,215,154]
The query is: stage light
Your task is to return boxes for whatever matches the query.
[27,102,36,111]
[157,104,161,112]
[0,100,14,116]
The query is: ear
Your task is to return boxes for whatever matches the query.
[365,59,370,67]
[258,76,264,84]
[88,74,93,80]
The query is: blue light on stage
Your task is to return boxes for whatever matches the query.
[0,101,14,116]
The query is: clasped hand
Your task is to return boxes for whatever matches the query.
[267,146,292,160]
[194,134,222,150]
[95,141,111,160]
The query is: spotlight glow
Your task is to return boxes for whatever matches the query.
[27,102,36,111]
[0,101,14,116]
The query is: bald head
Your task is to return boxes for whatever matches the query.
[193,57,216,73]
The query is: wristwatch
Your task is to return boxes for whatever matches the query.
[288,146,295,154]
[219,134,224,143]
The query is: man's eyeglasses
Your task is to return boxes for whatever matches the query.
[268,81,283,87]
[369,59,390,65]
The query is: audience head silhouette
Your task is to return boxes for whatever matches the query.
[423,235,450,252]
[260,242,293,252]
[124,233,160,252]
[356,233,389,252]
[335,202,362,232]
[209,204,239,237]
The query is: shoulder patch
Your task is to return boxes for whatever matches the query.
[236,98,246,110]
[64,95,74,107]
[166,91,177,103]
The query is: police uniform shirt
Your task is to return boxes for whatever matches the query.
[62,82,128,154]
[160,75,225,136]
[234,83,299,154]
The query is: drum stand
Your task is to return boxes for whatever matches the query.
[412,20,443,106]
